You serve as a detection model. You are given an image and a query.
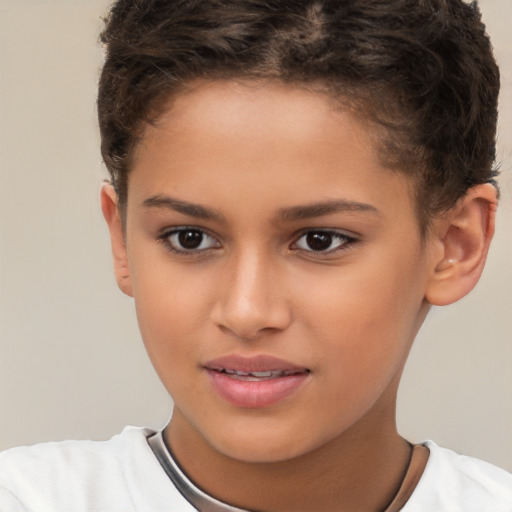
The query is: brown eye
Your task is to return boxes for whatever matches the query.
[178,230,204,249]
[165,228,221,253]
[306,232,333,251]
[294,230,353,253]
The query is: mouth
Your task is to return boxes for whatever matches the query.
[204,355,311,408]
[208,368,308,381]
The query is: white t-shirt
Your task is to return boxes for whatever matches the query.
[0,426,511,511]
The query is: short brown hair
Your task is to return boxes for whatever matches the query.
[98,0,499,228]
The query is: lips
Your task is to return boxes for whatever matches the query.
[204,355,311,408]
[216,369,302,381]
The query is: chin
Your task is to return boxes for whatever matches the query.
[203,423,325,464]
[218,443,303,464]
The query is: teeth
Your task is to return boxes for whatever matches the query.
[250,371,273,377]
[220,369,296,380]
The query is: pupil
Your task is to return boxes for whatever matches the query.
[178,230,203,249]
[306,232,332,251]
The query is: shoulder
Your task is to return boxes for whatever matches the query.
[403,440,512,512]
[0,426,194,512]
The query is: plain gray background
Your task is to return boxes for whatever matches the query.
[1,0,511,472]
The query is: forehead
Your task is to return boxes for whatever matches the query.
[130,80,417,224]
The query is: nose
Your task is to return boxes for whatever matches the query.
[210,249,292,340]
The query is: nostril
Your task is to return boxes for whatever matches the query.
[209,260,292,337]
[212,304,292,340]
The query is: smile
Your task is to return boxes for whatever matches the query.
[213,368,307,381]
[204,355,311,408]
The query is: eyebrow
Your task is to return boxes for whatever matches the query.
[142,195,224,221]
[142,195,379,222]
[278,199,380,221]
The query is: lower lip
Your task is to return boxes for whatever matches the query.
[206,370,310,408]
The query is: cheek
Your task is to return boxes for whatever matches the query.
[129,258,214,370]
[133,287,207,404]
[300,250,426,383]
[300,257,423,334]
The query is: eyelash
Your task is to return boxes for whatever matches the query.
[158,227,357,257]
[158,227,221,255]
[291,230,357,256]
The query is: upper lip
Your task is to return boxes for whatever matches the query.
[204,354,310,374]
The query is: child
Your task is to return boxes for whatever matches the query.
[1,0,511,510]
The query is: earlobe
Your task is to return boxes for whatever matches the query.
[426,184,497,306]
[100,182,133,297]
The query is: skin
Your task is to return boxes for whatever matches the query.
[102,81,496,511]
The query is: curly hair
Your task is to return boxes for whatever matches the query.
[98,0,499,229]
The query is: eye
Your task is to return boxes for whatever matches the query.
[162,228,221,253]
[293,230,355,253]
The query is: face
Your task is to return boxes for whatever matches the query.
[115,81,437,463]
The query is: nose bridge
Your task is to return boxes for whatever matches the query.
[212,245,290,338]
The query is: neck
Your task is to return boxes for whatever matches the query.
[165,401,411,511]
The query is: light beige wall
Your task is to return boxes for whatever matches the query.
[0,0,511,471]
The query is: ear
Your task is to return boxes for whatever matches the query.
[100,182,133,297]
[425,184,497,306]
